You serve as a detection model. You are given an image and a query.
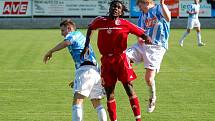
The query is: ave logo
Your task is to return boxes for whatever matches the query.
[3,1,28,15]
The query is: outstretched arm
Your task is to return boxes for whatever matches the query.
[128,20,152,44]
[160,0,171,22]
[80,28,93,58]
[80,16,101,58]
[43,41,71,64]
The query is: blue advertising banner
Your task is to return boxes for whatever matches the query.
[212,9,215,17]
[211,3,215,17]
[207,0,215,17]
[130,0,140,17]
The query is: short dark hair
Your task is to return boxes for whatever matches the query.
[60,19,76,30]
[109,0,129,17]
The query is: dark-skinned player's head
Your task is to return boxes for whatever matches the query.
[108,0,129,18]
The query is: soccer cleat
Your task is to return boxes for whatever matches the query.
[179,41,183,47]
[198,42,206,47]
[147,98,156,113]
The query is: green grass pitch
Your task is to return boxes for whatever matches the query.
[0,29,215,121]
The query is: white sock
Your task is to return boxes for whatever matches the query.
[197,32,202,44]
[96,105,107,121]
[148,80,156,101]
[72,104,83,121]
[179,31,189,43]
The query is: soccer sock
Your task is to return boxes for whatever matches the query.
[197,32,202,44]
[107,99,117,121]
[148,79,156,100]
[72,104,83,121]
[179,31,189,43]
[129,96,141,121]
[96,105,107,121]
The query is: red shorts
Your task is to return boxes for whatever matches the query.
[101,52,137,88]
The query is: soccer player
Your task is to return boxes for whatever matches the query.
[81,1,151,121]
[179,0,205,47]
[43,19,107,121]
[126,0,171,113]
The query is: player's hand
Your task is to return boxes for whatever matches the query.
[141,34,152,44]
[69,81,74,88]
[145,36,152,44]
[187,10,191,14]
[160,0,165,4]
[80,47,89,59]
[138,37,145,45]
[43,51,52,64]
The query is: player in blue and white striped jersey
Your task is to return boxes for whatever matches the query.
[179,0,205,47]
[43,19,107,121]
[126,0,171,113]
[137,2,170,50]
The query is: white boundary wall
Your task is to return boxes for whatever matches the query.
[0,0,213,17]
[0,18,215,29]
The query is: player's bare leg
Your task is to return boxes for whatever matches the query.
[72,93,85,121]
[91,99,107,121]
[145,68,156,113]
[105,86,117,121]
[123,83,141,121]
[179,29,191,47]
[196,27,205,46]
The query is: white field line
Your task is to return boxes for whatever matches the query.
[0,82,66,83]
[2,69,72,72]
[0,89,70,91]
[0,112,71,115]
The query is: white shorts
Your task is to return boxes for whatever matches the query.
[187,19,200,29]
[126,43,166,73]
[74,65,105,100]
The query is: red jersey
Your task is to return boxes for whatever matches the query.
[89,16,145,55]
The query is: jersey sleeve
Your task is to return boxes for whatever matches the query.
[126,20,145,37]
[64,34,74,45]
[88,16,103,30]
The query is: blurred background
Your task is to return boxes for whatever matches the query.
[0,0,215,29]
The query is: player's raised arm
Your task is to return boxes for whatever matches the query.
[160,0,171,22]
[80,28,92,59]
[127,20,152,44]
[43,41,71,64]
[80,16,102,59]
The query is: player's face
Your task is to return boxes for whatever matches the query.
[194,0,199,4]
[109,2,123,18]
[60,26,68,37]
[138,1,149,11]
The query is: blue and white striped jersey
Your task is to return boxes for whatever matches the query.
[64,31,97,69]
[138,4,170,49]
[187,3,200,20]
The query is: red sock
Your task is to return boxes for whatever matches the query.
[129,96,141,121]
[107,99,117,121]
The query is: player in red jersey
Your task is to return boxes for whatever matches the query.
[81,0,151,121]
